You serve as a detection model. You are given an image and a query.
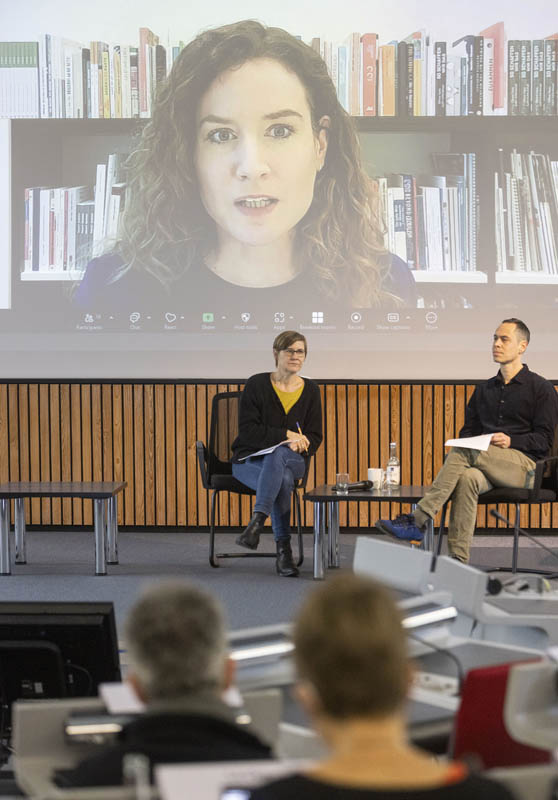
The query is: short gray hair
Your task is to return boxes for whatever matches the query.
[125,581,227,701]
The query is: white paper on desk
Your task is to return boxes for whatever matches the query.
[100,681,145,713]
[444,434,492,451]
[238,440,290,460]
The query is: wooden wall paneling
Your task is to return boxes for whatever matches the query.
[175,385,186,527]
[367,385,380,524]
[357,385,369,528]
[122,385,134,527]
[112,385,124,525]
[165,385,177,527]
[335,384,348,527]
[0,386,8,487]
[0,386,9,523]
[101,384,113,486]
[70,384,83,524]
[195,385,208,528]
[18,384,31,524]
[29,383,41,525]
[3,380,556,532]
[80,384,93,525]
[411,385,422,486]
[49,384,62,525]
[154,384,166,526]
[389,384,402,518]
[378,384,390,520]
[60,385,72,524]
[143,385,155,526]
[133,384,145,526]
[185,385,197,528]
[8,385,19,482]
[347,384,359,527]
[8,385,19,525]
[325,383,337,494]
[400,384,411,516]
[39,384,51,524]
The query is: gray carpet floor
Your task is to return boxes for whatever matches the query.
[0,530,557,633]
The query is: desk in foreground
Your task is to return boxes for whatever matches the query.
[0,481,127,575]
[304,484,432,580]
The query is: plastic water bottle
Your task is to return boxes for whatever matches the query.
[386,442,400,486]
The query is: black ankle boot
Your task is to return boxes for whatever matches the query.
[236,512,267,550]
[276,539,299,577]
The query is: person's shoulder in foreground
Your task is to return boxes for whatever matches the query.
[249,768,516,799]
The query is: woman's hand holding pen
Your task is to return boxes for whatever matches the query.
[286,428,310,453]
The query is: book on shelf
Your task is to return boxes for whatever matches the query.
[479,21,506,114]
[5,22,558,118]
[24,185,90,273]
[361,33,378,116]
[22,152,127,278]
[544,35,557,116]
[495,148,558,275]
[0,42,39,118]
[375,155,478,275]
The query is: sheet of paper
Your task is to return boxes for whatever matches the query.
[444,433,492,451]
[100,681,145,713]
[238,440,290,460]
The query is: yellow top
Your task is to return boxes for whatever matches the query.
[273,382,304,415]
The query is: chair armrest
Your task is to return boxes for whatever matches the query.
[196,441,211,490]
[530,455,558,499]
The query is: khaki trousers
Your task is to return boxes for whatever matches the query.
[418,445,536,562]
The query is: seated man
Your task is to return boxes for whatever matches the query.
[55,581,271,787]
[377,318,558,562]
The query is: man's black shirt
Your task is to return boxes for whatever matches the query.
[459,364,558,462]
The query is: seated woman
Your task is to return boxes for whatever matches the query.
[250,574,515,800]
[231,331,322,577]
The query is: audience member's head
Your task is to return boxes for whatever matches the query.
[293,573,408,721]
[125,581,233,702]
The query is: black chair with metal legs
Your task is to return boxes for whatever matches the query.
[434,447,558,575]
[196,390,308,568]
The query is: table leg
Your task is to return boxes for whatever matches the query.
[328,501,340,568]
[0,499,11,575]
[94,498,107,575]
[14,498,26,564]
[313,502,326,580]
[106,495,119,564]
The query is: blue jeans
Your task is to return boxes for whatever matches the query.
[232,446,306,541]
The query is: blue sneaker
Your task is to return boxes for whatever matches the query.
[375,514,424,542]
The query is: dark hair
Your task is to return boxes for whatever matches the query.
[501,318,530,344]
[294,574,408,719]
[117,20,394,306]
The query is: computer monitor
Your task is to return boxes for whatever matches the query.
[0,601,121,735]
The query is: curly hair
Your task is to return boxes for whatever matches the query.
[116,20,393,307]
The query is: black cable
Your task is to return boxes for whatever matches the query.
[407,631,465,693]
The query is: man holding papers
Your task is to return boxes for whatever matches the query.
[232,331,322,576]
[377,319,558,562]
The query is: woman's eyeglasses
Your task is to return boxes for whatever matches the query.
[284,348,306,357]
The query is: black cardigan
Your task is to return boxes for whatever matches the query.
[231,372,323,462]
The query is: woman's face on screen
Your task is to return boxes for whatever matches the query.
[195,58,328,251]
